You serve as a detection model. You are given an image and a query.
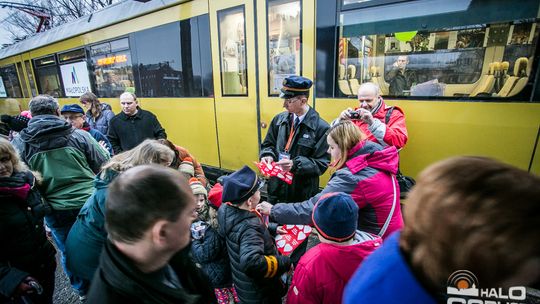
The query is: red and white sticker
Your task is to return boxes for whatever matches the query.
[255,161,294,185]
[275,225,312,255]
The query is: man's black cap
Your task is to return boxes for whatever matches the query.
[279,75,313,99]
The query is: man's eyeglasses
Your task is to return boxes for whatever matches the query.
[64,114,83,121]
[286,97,301,103]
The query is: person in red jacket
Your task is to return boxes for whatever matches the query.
[286,192,382,304]
[336,82,408,149]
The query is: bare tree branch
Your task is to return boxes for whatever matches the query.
[1,0,121,46]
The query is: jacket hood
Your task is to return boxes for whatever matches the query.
[19,115,72,149]
[85,103,113,118]
[318,231,381,282]
[345,140,399,175]
[217,204,258,236]
[101,103,113,111]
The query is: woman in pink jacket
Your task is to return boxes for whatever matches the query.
[257,120,403,239]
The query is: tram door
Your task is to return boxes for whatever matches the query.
[209,0,260,170]
[209,0,315,171]
[255,0,315,156]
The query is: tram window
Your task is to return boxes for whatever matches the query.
[34,65,63,98]
[218,6,248,96]
[0,64,22,98]
[132,17,210,98]
[267,0,301,96]
[133,22,183,97]
[34,55,56,67]
[336,0,540,100]
[90,38,134,98]
[58,48,86,63]
[110,38,129,52]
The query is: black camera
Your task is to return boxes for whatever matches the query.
[348,110,361,119]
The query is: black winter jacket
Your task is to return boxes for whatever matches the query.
[87,240,215,304]
[108,108,167,154]
[217,204,290,304]
[385,67,418,96]
[190,225,232,288]
[0,171,56,301]
[260,107,330,204]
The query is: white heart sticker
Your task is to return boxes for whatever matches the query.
[284,244,293,252]
[277,239,286,248]
[303,226,312,233]
[297,232,306,241]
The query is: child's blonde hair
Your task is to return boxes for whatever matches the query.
[101,139,174,177]
[327,121,365,171]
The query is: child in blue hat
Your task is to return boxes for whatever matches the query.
[217,165,291,303]
[287,192,382,304]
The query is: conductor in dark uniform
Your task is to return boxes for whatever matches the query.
[260,76,330,205]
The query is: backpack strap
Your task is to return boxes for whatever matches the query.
[385,106,394,124]
[378,174,397,238]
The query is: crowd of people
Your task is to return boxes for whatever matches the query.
[0,75,539,304]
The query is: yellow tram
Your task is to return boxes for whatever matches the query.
[1,0,539,181]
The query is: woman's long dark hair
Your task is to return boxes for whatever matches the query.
[80,92,102,119]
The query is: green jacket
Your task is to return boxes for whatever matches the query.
[66,171,116,281]
[12,115,109,210]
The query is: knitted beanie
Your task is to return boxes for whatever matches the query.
[179,157,195,177]
[189,177,207,197]
[208,182,223,209]
[312,192,359,242]
[1,114,30,132]
[20,111,32,119]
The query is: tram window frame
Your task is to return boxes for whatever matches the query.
[198,14,214,97]
[266,0,303,96]
[333,0,540,102]
[16,62,29,98]
[33,55,64,98]
[24,60,38,97]
[89,37,134,98]
[340,0,408,11]
[58,48,86,64]
[217,5,249,97]
[0,64,23,98]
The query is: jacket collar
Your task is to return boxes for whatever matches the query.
[345,140,399,175]
[119,108,142,120]
[100,239,199,303]
[277,107,319,131]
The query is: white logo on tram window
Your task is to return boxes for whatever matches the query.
[60,62,92,97]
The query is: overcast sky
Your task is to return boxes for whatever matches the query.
[0,8,13,46]
[0,1,29,47]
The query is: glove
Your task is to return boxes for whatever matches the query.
[276,255,292,275]
[190,221,207,240]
